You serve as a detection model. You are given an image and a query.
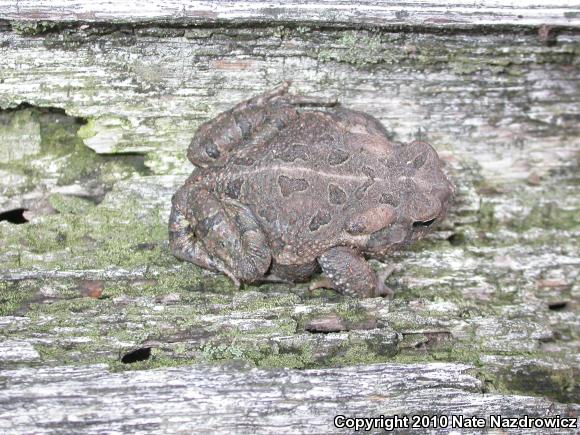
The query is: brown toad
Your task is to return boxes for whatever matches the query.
[169,82,453,297]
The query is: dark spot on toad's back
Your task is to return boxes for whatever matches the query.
[346,217,367,235]
[362,166,375,178]
[278,175,309,197]
[309,210,332,231]
[379,193,399,207]
[328,184,347,205]
[234,113,252,139]
[205,142,220,159]
[412,152,428,169]
[328,149,350,165]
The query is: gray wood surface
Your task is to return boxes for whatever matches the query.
[0,1,578,433]
[0,362,577,434]
[1,0,580,28]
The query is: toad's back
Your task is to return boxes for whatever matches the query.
[209,110,408,264]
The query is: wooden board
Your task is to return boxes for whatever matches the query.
[0,1,578,433]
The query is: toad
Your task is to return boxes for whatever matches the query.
[169,82,453,297]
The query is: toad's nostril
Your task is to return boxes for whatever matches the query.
[413,218,436,228]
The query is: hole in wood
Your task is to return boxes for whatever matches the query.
[548,302,567,311]
[0,208,29,224]
[447,233,465,246]
[121,347,151,364]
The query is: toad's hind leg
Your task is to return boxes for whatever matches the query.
[169,187,272,287]
[169,187,242,286]
[188,81,293,167]
[188,81,338,167]
[188,188,272,285]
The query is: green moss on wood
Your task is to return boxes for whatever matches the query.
[318,30,395,67]
[480,362,578,403]
[0,107,150,197]
[11,21,64,36]
[0,281,36,316]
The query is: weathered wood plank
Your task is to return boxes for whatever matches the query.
[1,0,580,28]
[0,1,578,433]
[0,24,578,177]
[0,362,577,434]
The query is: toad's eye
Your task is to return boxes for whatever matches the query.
[412,218,436,228]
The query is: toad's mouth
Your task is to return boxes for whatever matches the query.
[364,223,409,253]
[364,216,440,256]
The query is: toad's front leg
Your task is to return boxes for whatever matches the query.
[314,247,393,298]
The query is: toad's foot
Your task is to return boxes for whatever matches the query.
[376,265,396,299]
[308,277,334,292]
[309,264,395,298]
[314,247,396,298]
